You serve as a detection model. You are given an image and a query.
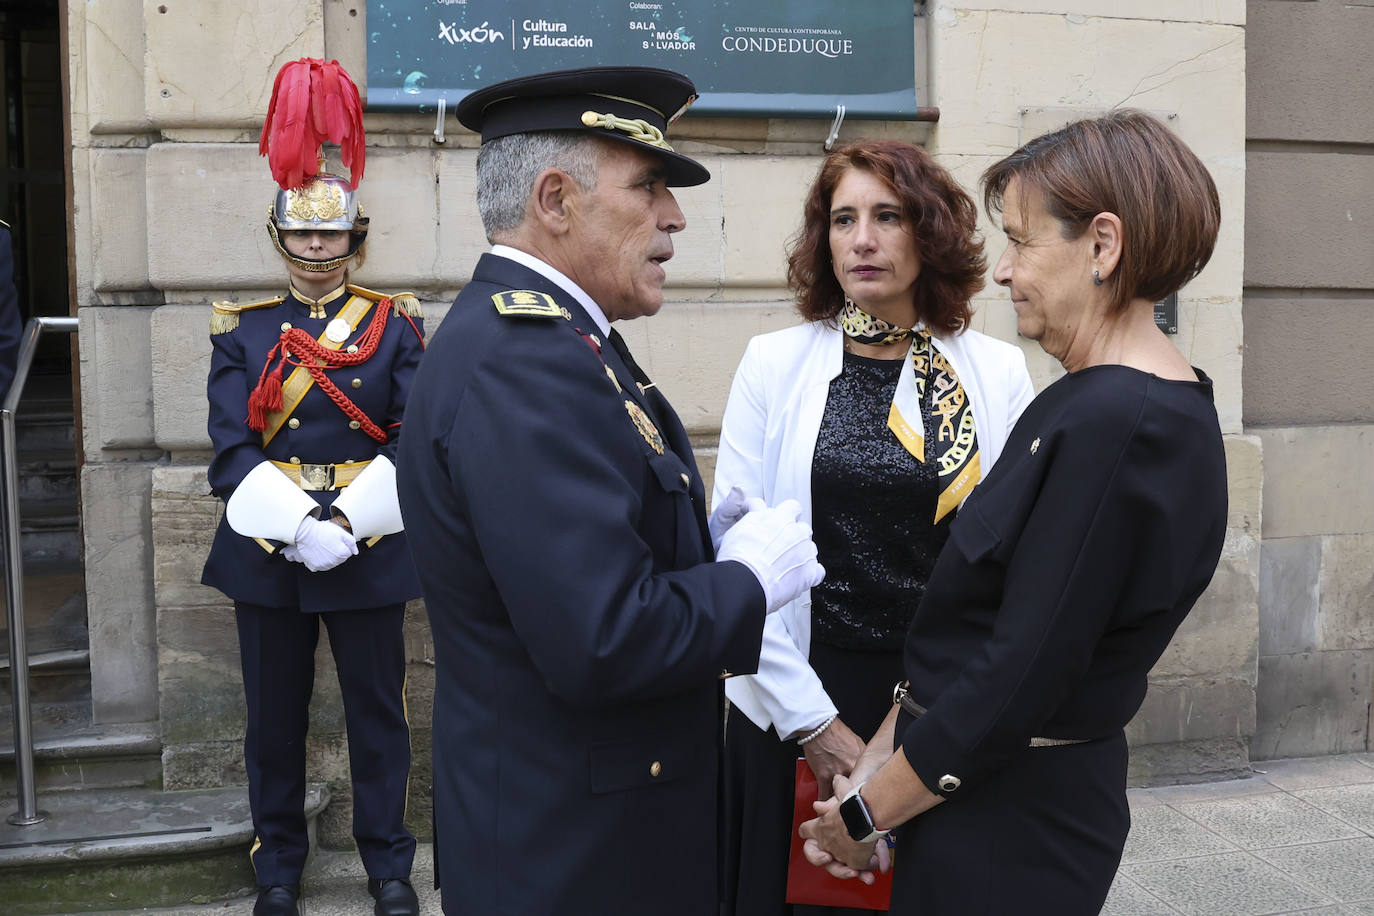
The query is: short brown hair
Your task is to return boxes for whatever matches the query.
[787,140,985,333]
[981,110,1220,311]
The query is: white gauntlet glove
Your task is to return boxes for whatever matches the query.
[708,486,767,553]
[290,516,358,573]
[716,498,825,614]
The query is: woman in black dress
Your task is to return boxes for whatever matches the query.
[799,110,1227,915]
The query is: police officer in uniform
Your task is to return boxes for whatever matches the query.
[201,59,423,916]
[397,66,825,914]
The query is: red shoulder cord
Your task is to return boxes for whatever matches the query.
[245,297,395,442]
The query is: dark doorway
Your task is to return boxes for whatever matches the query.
[0,0,85,743]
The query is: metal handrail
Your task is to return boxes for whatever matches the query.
[3,315,78,826]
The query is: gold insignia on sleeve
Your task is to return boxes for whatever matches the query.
[209,297,285,335]
[491,290,570,319]
[625,399,664,455]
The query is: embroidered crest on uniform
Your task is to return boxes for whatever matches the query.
[625,399,664,454]
[491,290,570,319]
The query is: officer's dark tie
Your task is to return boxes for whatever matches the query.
[606,329,674,436]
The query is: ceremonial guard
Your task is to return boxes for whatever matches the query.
[201,59,423,916]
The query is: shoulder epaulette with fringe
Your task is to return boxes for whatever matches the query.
[210,297,285,335]
[347,284,424,320]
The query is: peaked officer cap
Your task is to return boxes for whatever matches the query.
[455,66,709,187]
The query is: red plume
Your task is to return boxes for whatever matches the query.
[259,58,366,190]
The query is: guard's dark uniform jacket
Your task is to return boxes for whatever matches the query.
[201,283,423,610]
[200,281,424,888]
[397,253,767,915]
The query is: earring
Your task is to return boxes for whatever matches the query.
[1092,270,1104,287]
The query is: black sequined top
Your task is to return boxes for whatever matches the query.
[810,350,953,651]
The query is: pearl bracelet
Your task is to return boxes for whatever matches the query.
[797,714,837,746]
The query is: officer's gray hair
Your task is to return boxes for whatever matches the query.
[476,132,601,241]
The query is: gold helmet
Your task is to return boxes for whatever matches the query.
[266,170,369,272]
[259,58,368,272]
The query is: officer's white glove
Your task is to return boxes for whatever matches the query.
[292,516,358,573]
[708,486,768,553]
[716,498,825,614]
[281,545,304,564]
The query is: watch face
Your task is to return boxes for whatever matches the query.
[839,793,875,842]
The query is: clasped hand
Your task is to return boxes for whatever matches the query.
[798,774,891,884]
[282,515,358,572]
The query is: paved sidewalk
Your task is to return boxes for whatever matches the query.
[80,752,1374,916]
[1104,752,1374,915]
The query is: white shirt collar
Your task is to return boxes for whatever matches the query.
[490,244,611,337]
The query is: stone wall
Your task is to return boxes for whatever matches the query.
[67,0,1255,852]
[1245,0,1374,758]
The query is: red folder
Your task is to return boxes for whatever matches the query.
[784,758,894,910]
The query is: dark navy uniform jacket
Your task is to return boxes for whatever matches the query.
[202,284,423,613]
[396,253,767,915]
[0,223,22,403]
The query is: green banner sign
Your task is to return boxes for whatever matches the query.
[367,0,920,119]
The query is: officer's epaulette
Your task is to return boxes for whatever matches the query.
[346,283,424,320]
[491,290,571,320]
[209,296,285,335]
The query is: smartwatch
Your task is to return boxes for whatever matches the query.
[838,782,891,844]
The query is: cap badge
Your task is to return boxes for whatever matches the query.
[580,111,672,151]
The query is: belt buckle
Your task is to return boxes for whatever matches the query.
[300,462,334,491]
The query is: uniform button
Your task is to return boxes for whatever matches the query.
[348,420,361,430]
[289,456,301,465]
[649,761,662,777]
[346,345,359,354]
[287,418,300,429]
[351,378,362,388]
[280,321,292,331]
[679,472,689,486]
[938,774,961,792]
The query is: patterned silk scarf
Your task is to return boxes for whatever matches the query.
[839,299,981,523]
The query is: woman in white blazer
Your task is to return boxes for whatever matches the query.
[716,140,1034,916]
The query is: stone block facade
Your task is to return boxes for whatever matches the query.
[65,0,1265,852]
[1244,0,1374,758]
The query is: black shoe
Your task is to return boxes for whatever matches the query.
[368,877,420,916]
[253,884,301,916]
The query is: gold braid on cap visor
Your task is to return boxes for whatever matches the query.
[580,111,673,150]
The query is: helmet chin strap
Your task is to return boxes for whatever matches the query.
[266,218,366,272]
